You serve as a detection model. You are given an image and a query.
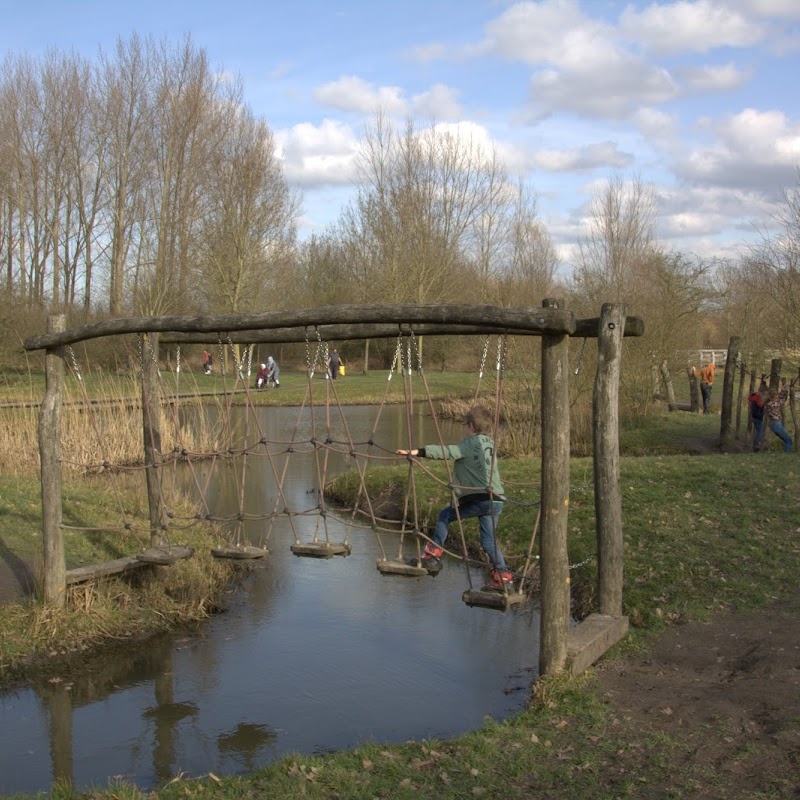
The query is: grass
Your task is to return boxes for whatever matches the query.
[3,408,799,798]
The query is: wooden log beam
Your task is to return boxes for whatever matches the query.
[573,315,644,338]
[24,304,577,350]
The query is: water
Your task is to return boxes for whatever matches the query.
[0,404,539,795]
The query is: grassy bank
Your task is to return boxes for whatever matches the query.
[3,410,794,799]
[0,472,234,684]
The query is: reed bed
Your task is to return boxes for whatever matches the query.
[0,374,227,475]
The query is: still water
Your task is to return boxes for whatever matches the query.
[0,404,540,795]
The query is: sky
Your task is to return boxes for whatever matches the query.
[2,0,799,274]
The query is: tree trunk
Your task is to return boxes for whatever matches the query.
[720,337,740,448]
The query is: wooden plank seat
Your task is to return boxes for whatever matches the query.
[136,545,195,565]
[290,541,351,558]
[376,558,429,577]
[66,556,150,585]
[462,588,526,610]
[211,545,269,560]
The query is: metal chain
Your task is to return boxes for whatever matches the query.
[217,336,226,376]
[176,346,181,374]
[478,336,490,381]
[67,346,82,381]
[496,335,506,377]
[227,336,243,378]
[388,335,402,382]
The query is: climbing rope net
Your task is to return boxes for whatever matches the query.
[55,323,599,606]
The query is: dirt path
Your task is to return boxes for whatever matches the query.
[588,595,800,798]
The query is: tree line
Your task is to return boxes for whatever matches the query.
[2,35,798,391]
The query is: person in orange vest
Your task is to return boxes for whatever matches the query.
[691,362,717,414]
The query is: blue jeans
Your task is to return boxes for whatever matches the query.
[433,499,506,570]
[700,382,712,414]
[752,417,764,451]
[769,419,793,453]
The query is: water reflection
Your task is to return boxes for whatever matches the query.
[0,404,539,795]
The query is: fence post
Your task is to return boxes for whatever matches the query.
[594,304,626,616]
[539,297,571,676]
[688,369,700,413]
[142,332,167,547]
[735,360,747,440]
[39,314,67,606]
[745,370,756,439]
[720,337,740,447]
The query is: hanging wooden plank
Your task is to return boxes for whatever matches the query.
[136,545,195,565]
[290,542,351,558]
[376,559,429,577]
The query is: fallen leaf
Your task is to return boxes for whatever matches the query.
[362,759,374,771]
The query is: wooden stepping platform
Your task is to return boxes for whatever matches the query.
[136,545,195,565]
[376,558,428,577]
[290,541,351,558]
[566,613,629,675]
[211,545,269,560]
[462,588,526,610]
[66,556,149,585]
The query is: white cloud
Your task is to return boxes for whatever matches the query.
[729,0,800,19]
[528,60,678,120]
[277,119,359,187]
[533,141,633,172]
[678,62,750,92]
[677,108,800,196]
[633,107,679,141]
[619,0,765,56]
[409,43,446,63]
[411,84,462,120]
[314,76,407,115]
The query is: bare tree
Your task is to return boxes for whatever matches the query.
[197,107,298,313]
[574,173,657,303]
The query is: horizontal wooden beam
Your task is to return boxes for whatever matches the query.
[24,304,578,350]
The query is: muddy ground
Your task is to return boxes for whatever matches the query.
[579,593,800,798]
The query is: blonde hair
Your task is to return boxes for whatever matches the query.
[464,404,494,435]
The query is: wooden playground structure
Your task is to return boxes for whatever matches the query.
[25,300,643,677]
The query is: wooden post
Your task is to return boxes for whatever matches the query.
[769,358,781,390]
[142,333,167,547]
[735,360,746,440]
[539,298,571,676]
[745,370,756,439]
[688,369,700,413]
[594,304,626,616]
[720,337,740,448]
[659,360,676,411]
[39,314,67,606]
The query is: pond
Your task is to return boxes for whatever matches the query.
[0,404,540,795]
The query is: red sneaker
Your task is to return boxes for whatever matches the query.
[485,569,514,592]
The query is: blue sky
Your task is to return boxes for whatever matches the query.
[2,0,799,272]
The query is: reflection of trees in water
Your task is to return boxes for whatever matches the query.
[217,722,278,771]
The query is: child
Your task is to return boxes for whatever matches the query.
[202,349,213,375]
[395,404,512,591]
[764,382,793,453]
[255,363,270,389]
[266,356,280,388]
[691,362,717,414]
[748,382,767,452]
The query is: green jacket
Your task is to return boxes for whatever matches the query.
[422,434,504,499]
